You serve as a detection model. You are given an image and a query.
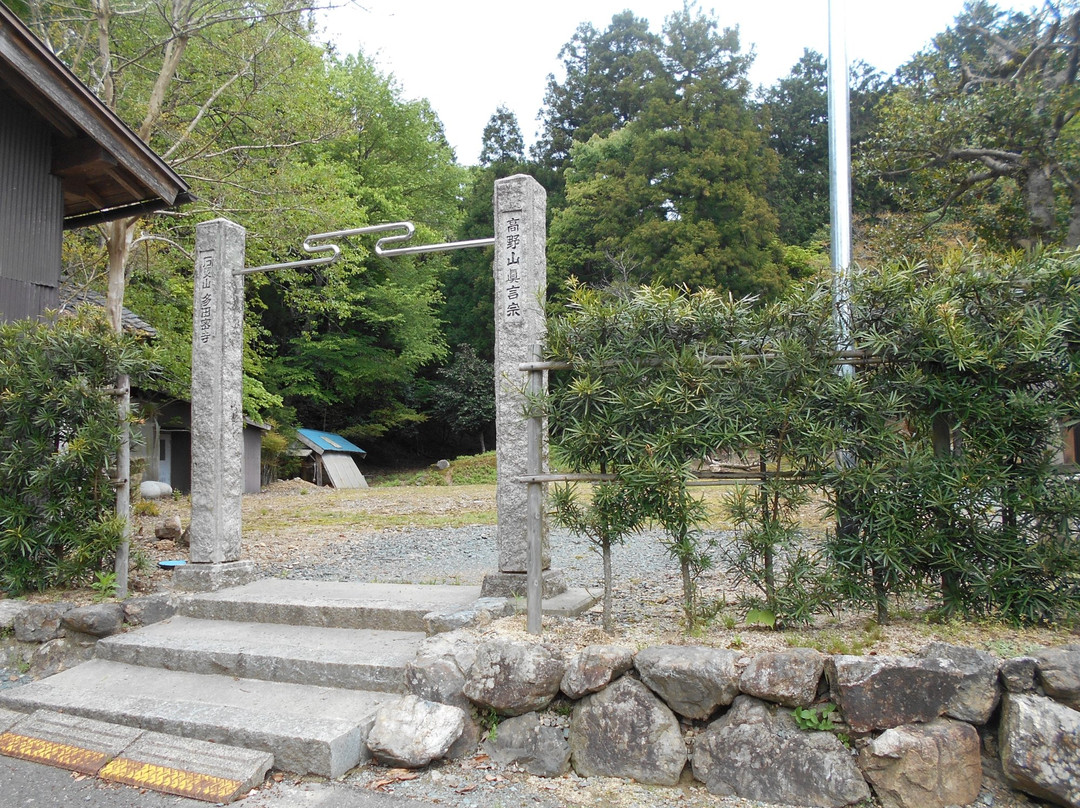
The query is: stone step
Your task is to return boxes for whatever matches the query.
[177,579,484,632]
[0,659,391,778]
[96,616,421,693]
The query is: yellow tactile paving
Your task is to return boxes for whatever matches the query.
[0,731,110,775]
[100,757,244,803]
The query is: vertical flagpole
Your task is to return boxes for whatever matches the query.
[828,0,853,371]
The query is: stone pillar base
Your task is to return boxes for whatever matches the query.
[481,570,567,600]
[172,560,257,593]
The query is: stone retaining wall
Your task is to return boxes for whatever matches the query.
[389,634,1080,808]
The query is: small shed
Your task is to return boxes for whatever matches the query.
[295,429,368,489]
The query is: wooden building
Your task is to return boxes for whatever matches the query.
[0,3,191,320]
[294,429,368,489]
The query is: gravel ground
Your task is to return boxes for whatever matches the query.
[0,482,1062,808]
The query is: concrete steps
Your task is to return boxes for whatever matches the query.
[0,580,489,778]
[96,615,423,692]
[177,579,484,632]
[0,658,386,778]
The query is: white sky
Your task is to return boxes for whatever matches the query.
[318,1,981,165]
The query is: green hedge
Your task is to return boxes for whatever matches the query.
[0,308,148,594]
[546,249,1080,625]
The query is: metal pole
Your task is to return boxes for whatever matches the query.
[828,0,854,373]
[526,344,544,635]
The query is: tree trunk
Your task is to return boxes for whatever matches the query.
[602,538,613,633]
[106,218,135,599]
[1025,163,1057,241]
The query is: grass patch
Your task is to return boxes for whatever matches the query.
[375,452,497,487]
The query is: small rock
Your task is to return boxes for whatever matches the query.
[61,603,123,638]
[122,595,176,627]
[14,603,71,642]
[858,718,982,808]
[155,515,182,540]
[139,481,172,500]
[1034,644,1080,710]
[634,645,741,720]
[561,645,634,700]
[921,642,1000,724]
[366,695,465,768]
[462,640,564,716]
[485,712,571,777]
[1000,657,1039,694]
[739,648,825,708]
[570,676,686,786]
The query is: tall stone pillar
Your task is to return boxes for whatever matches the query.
[174,218,255,591]
[482,175,564,598]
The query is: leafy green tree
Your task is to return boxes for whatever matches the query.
[430,344,495,453]
[442,107,529,359]
[864,1,1080,248]
[533,11,664,180]
[0,309,150,594]
[549,6,785,296]
[759,51,889,246]
[248,54,463,443]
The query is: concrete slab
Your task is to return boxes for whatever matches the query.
[172,560,257,593]
[101,730,272,803]
[0,707,23,734]
[96,616,422,692]
[178,580,482,632]
[0,659,390,777]
[509,588,599,619]
[0,709,143,774]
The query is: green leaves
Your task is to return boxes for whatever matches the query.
[0,309,145,594]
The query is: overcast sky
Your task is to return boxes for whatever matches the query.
[318,1,985,165]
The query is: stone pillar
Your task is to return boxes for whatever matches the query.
[174,218,255,592]
[482,175,564,599]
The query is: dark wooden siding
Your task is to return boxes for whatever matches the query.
[0,276,58,320]
[0,90,63,315]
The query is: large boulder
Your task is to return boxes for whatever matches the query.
[739,648,825,707]
[1035,644,1080,711]
[404,631,481,759]
[485,712,570,777]
[826,655,963,733]
[634,645,740,720]
[366,695,465,768]
[858,718,982,808]
[561,645,634,700]
[569,676,686,786]
[462,640,564,716]
[999,692,1080,808]
[61,603,124,638]
[921,642,1000,724]
[691,695,870,808]
[14,603,71,642]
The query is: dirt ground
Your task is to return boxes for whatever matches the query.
[113,479,1078,660]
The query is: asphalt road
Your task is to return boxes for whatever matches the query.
[0,756,412,808]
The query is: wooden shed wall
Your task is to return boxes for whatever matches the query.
[0,91,62,320]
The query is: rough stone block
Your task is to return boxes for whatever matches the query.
[635,645,741,720]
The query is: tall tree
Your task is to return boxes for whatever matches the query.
[532,11,664,184]
[548,5,785,297]
[442,107,529,359]
[759,51,889,246]
[865,1,1080,248]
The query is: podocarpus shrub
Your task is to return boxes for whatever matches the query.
[545,249,1080,627]
[0,307,149,594]
[826,250,1080,624]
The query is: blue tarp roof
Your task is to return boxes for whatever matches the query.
[296,428,366,457]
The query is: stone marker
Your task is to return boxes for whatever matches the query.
[176,218,255,591]
[484,174,550,595]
